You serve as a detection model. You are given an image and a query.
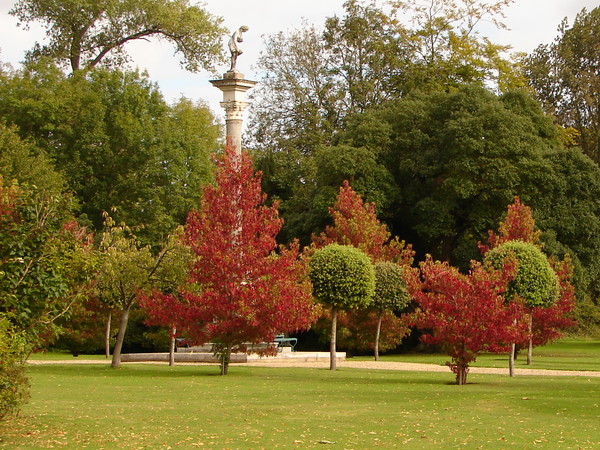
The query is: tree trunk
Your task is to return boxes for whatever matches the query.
[111,307,131,369]
[169,326,176,367]
[330,306,338,371]
[220,343,232,375]
[527,313,533,365]
[509,342,516,377]
[105,312,112,359]
[456,365,468,385]
[374,313,383,361]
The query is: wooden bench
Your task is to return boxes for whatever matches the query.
[274,334,297,352]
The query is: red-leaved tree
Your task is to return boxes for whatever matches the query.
[144,146,316,375]
[407,257,525,385]
[532,256,576,346]
[479,196,575,363]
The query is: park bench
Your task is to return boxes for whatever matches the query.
[274,334,297,352]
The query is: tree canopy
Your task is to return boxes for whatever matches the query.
[485,241,559,308]
[0,60,220,242]
[524,6,600,164]
[10,0,226,73]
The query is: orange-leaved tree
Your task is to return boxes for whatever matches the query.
[312,180,413,263]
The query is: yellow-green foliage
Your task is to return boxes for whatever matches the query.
[485,240,559,308]
[0,318,29,421]
[373,261,410,312]
[309,244,375,310]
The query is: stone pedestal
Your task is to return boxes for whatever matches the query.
[210,70,257,154]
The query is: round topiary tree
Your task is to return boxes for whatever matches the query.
[372,261,411,361]
[484,240,559,373]
[309,244,375,370]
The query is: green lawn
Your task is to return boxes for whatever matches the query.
[1,360,599,448]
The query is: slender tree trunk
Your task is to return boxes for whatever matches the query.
[220,343,232,375]
[527,312,533,365]
[374,313,383,361]
[105,312,112,359]
[111,306,131,369]
[169,326,176,367]
[509,342,516,377]
[330,306,338,371]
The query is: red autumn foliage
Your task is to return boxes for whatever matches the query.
[138,291,181,338]
[478,196,542,254]
[141,146,316,374]
[407,257,525,385]
[479,196,576,347]
[532,257,576,346]
[312,180,414,264]
[333,309,410,353]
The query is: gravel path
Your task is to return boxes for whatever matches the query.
[27,358,600,377]
[242,359,600,377]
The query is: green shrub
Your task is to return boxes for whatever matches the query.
[373,262,411,311]
[309,244,375,310]
[485,240,559,307]
[0,318,30,420]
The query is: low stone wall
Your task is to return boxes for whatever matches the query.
[120,351,346,364]
[176,342,277,354]
[247,352,346,363]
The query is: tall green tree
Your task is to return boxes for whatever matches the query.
[250,24,340,157]
[0,61,219,242]
[524,7,600,163]
[391,0,523,92]
[250,0,521,156]
[250,0,522,246]
[323,0,408,114]
[97,215,184,368]
[10,0,226,73]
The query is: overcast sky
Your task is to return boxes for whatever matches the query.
[0,0,597,120]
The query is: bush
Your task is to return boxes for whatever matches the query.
[0,319,30,420]
[309,244,375,310]
[485,240,559,307]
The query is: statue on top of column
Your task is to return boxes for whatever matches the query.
[228,25,249,72]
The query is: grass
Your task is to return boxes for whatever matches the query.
[356,338,600,372]
[1,339,598,448]
[0,368,598,447]
[27,350,107,361]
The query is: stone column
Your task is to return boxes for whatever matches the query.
[210,71,257,154]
